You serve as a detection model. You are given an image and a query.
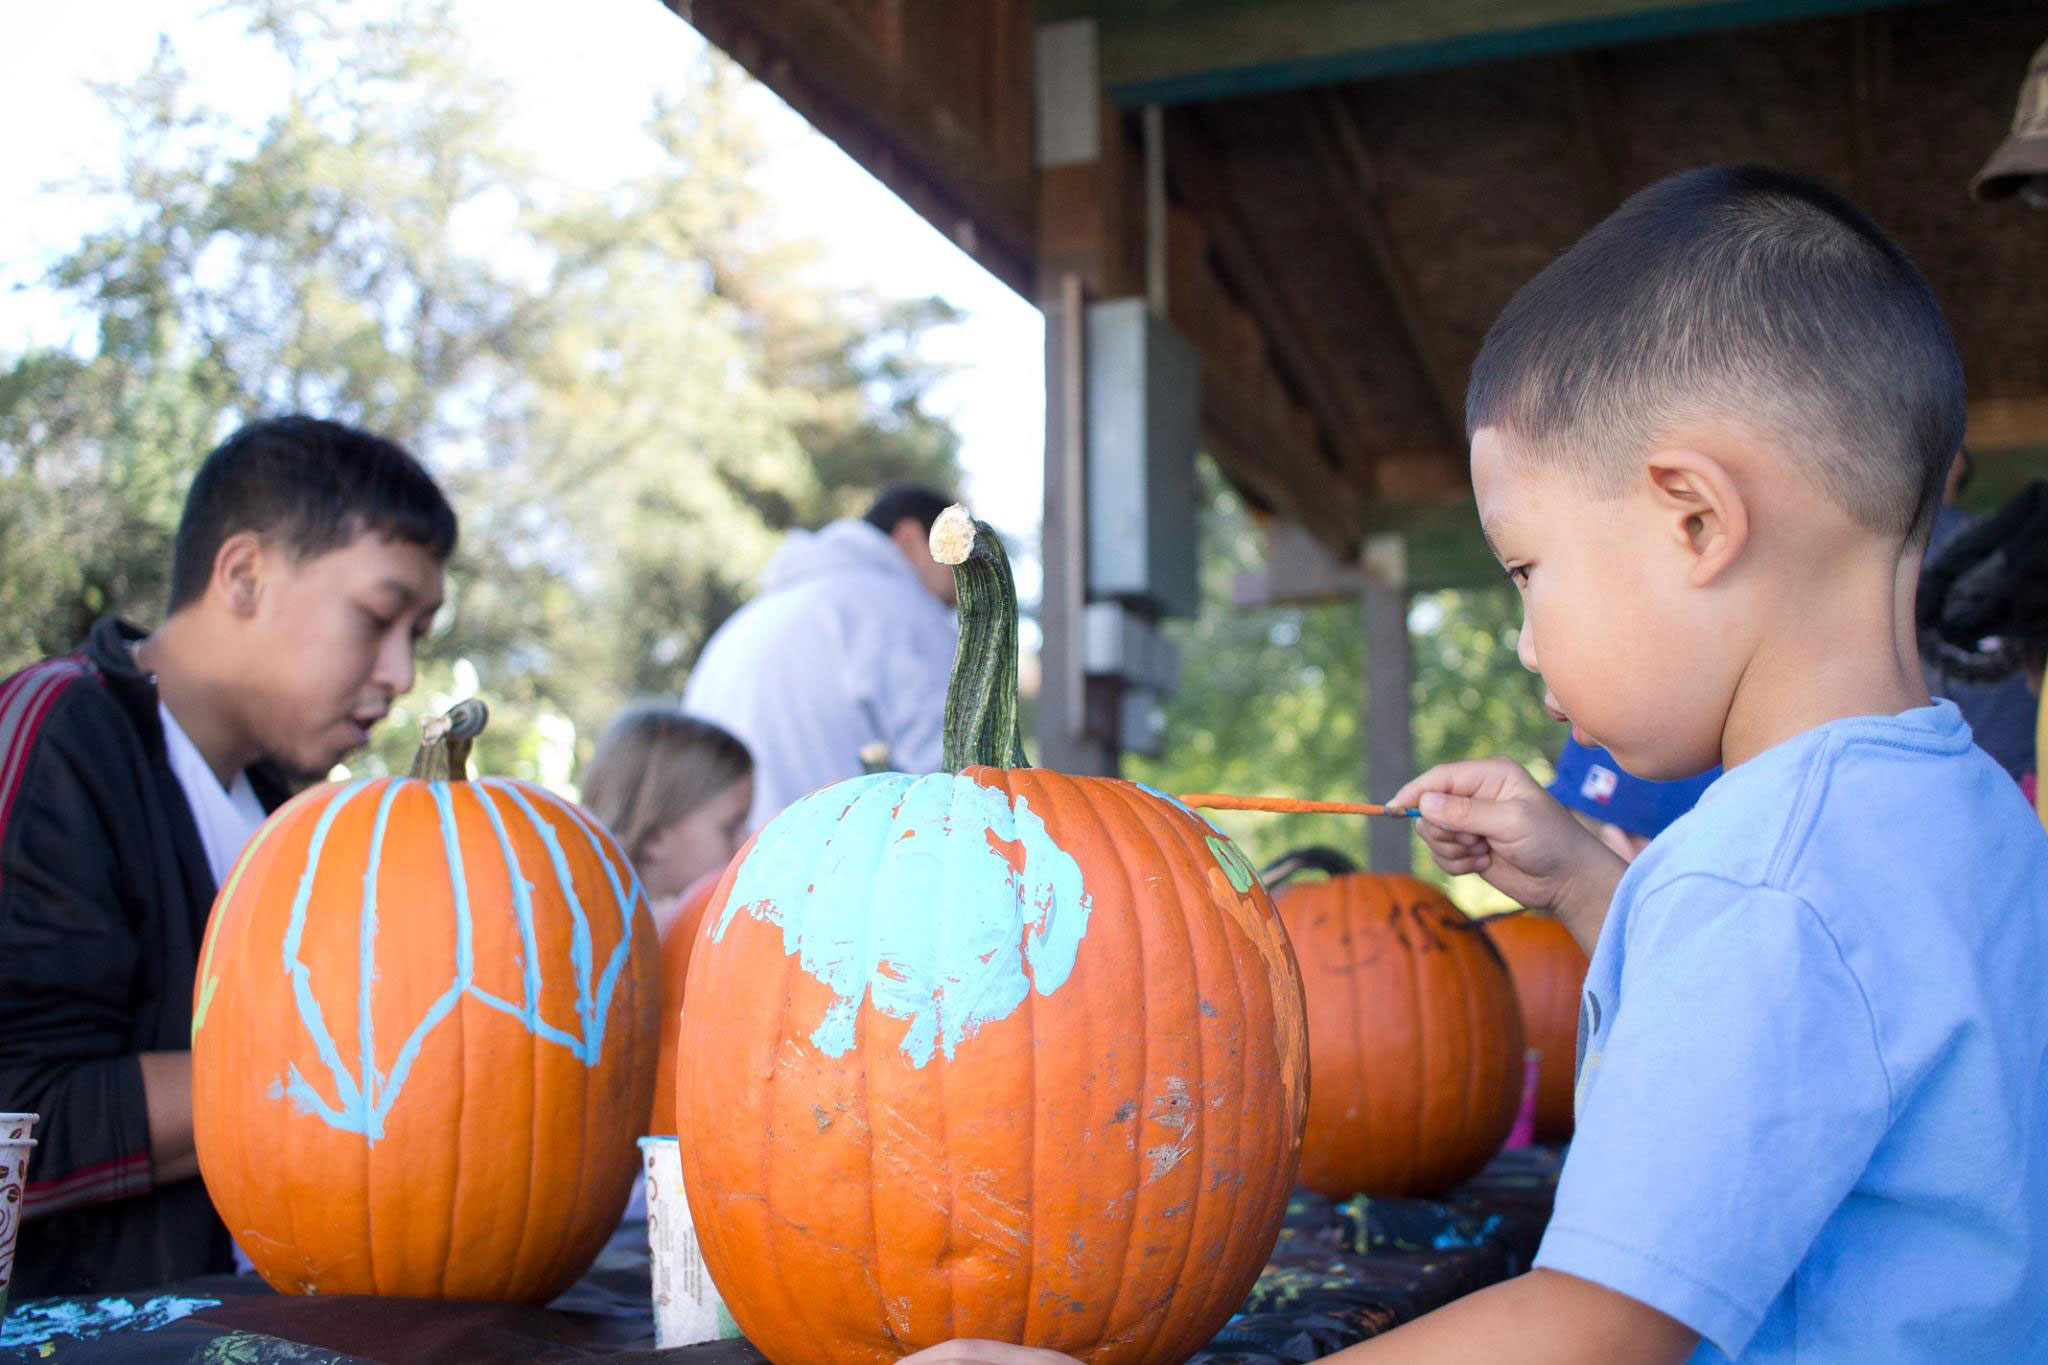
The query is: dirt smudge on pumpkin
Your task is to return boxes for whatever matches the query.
[1109,1100,1137,1125]
[1145,1140,1191,1184]
[812,1104,833,1132]
[1202,862,1308,1131]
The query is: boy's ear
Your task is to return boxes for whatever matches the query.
[211,531,267,619]
[1644,448,1748,587]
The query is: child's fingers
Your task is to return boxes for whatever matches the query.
[1390,757,1540,811]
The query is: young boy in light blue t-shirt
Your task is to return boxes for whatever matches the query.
[908,166,2048,1365]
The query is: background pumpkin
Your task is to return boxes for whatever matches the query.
[191,702,661,1301]
[1266,848,1524,1198]
[647,868,725,1138]
[676,509,1309,1364]
[1482,911,1588,1142]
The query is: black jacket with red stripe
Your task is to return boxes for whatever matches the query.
[0,617,289,1298]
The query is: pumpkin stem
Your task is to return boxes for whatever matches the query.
[1261,845,1359,889]
[411,698,489,782]
[930,505,1027,772]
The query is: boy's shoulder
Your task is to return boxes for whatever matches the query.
[0,619,161,807]
[1629,700,2024,902]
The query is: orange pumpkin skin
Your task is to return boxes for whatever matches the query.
[678,768,1308,1364]
[191,774,661,1301]
[1484,911,1588,1142]
[1277,872,1523,1198]
[647,870,726,1138]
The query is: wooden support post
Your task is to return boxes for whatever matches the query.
[1039,275,1119,775]
[1362,534,1414,873]
[1035,19,1127,774]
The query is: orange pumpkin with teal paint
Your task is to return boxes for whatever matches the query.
[190,702,660,1301]
[1267,849,1524,1198]
[676,509,1309,1363]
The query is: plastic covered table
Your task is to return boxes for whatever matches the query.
[0,1148,1560,1364]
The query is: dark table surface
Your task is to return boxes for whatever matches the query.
[1,1147,1560,1364]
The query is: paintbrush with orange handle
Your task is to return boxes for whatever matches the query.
[1176,793,1424,819]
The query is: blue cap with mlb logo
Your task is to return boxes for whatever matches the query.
[1547,737,1719,840]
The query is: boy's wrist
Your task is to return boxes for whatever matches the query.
[1552,846,1627,952]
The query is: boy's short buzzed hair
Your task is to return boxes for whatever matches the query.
[167,415,459,611]
[1467,164,1966,543]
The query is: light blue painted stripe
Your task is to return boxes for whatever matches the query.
[470,780,547,1037]
[355,781,406,1130]
[467,987,586,1051]
[279,777,628,1142]
[485,779,602,1061]
[360,785,478,1138]
[541,790,642,1045]
[280,781,373,1126]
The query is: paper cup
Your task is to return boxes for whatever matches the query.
[639,1136,741,1348]
[0,1112,40,1322]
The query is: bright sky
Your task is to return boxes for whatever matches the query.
[1,0,1046,595]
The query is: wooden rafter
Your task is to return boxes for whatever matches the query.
[1967,396,2048,453]
[1165,110,1383,492]
[1562,49,1626,223]
[1160,201,1363,551]
[1301,89,1465,448]
[670,0,1036,295]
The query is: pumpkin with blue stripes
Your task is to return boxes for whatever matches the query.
[190,700,660,1301]
[676,509,1309,1363]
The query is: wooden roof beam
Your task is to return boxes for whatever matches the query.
[671,0,1036,295]
[1164,110,1385,493]
[1967,396,2048,453]
[1302,89,1466,449]
[1041,0,1931,107]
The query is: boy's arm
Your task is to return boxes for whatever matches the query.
[901,1273,1696,1365]
[0,690,181,1216]
[1325,1269,1696,1364]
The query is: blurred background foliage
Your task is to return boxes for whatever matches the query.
[2,0,1562,909]
[0,0,961,781]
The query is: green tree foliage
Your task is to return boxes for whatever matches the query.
[1129,464,1559,905]
[0,0,961,780]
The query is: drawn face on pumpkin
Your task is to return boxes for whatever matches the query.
[1472,427,1732,781]
[229,529,446,777]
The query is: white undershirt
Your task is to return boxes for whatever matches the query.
[158,701,267,890]
[158,700,267,1273]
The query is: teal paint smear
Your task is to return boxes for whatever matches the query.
[716,772,1091,1067]
[0,1294,220,1347]
[278,778,637,1140]
[1134,782,1206,825]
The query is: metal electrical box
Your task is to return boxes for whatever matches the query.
[1085,298,1200,619]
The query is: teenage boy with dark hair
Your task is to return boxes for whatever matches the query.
[0,415,456,1297]
[909,166,2048,1364]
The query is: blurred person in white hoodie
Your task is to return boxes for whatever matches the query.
[683,484,959,831]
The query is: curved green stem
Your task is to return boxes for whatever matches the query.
[411,698,489,781]
[930,505,1028,771]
